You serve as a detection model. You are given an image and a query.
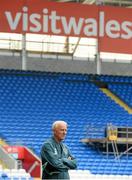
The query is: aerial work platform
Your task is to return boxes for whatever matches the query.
[81,124,132,159]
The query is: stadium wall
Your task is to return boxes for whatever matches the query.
[0,54,132,76]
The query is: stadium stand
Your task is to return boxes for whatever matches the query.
[0,69,132,179]
[99,75,132,108]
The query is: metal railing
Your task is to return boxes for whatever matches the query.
[0,38,96,57]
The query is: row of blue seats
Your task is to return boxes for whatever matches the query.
[0,70,131,81]
[0,68,131,80]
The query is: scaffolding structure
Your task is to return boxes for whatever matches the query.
[81,123,132,159]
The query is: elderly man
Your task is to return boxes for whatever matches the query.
[41,120,77,179]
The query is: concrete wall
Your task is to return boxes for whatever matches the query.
[0,52,132,76]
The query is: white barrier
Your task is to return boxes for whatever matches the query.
[69,170,132,180]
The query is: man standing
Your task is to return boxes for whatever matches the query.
[41,120,77,179]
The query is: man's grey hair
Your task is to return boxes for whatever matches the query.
[52,120,67,130]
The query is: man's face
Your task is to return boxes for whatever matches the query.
[54,123,67,142]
